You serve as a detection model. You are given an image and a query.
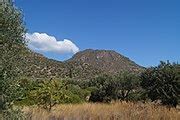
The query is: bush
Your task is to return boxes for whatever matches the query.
[66,84,91,101]
[15,79,89,109]
[89,73,140,102]
[60,90,83,103]
[1,108,26,120]
[140,61,180,107]
[114,72,140,101]
[28,80,69,111]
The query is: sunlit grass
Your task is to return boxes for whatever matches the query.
[23,102,180,120]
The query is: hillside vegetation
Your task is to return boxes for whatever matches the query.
[17,51,103,80]
[67,49,143,74]
[17,49,144,80]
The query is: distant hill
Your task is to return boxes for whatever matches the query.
[67,49,143,74]
[18,51,66,79]
[18,50,102,79]
[18,49,144,80]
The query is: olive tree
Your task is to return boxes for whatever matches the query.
[0,0,26,117]
[89,73,140,102]
[140,61,180,107]
[115,72,140,101]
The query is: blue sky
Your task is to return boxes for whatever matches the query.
[15,0,179,67]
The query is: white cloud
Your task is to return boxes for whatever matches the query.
[25,32,79,54]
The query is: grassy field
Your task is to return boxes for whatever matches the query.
[24,102,180,120]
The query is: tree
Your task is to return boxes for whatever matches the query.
[140,61,180,107]
[89,73,140,102]
[30,80,69,111]
[89,75,115,102]
[0,0,26,117]
[115,72,140,101]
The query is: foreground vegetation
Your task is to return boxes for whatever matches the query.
[24,102,180,120]
[12,62,180,110]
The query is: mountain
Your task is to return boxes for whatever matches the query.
[18,50,102,79]
[67,49,143,74]
[18,49,144,80]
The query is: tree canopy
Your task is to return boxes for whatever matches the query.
[0,1,26,117]
[140,61,180,107]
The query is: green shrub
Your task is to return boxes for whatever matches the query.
[140,61,180,107]
[89,73,140,102]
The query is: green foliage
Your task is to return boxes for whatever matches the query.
[0,80,25,111]
[0,2,26,119]
[140,61,180,107]
[14,78,42,106]
[28,80,68,111]
[63,78,90,89]
[89,73,140,102]
[0,0,26,79]
[1,107,26,120]
[60,90,83,103]
[65,84,91,101]
[14,79,88,110]
[89,75,114,102]
[126,90,146,101]
[114,72,140,101]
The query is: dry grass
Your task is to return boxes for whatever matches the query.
[23,102,180,120]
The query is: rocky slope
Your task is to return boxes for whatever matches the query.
[67,49,143,74]
[18,51,102,79]
[18,49,144,79]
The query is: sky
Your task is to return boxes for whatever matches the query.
[15,0,179,67]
